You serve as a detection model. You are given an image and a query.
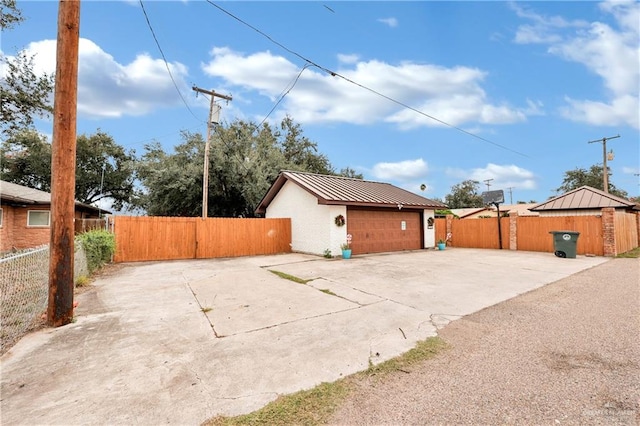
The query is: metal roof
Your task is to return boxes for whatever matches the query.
[530,186,638,211]
[255,170,447,214]
[0,180,107,214]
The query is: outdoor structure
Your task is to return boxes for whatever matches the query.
[530,186,639,216]
[0,180,107,251]
[255,171,447,256]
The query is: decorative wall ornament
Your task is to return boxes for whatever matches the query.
[334,214,346,227]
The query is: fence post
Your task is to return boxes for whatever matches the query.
[509,212,518,251]
[446,214,453,246]
[602,207,616,257]
[636,212,640,248]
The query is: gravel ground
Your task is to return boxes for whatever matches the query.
[330,258,640,425]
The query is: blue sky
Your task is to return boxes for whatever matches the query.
[2,0,639,204]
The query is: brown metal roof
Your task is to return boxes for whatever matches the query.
[530,186,638,211]
[255,170,447,214]
[0,180,107,214]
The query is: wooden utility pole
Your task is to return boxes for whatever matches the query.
[191,86,232,218]
[48,0,80,327]
[506,187,514,204]
[588,134,620,193]
[483,178,493,191]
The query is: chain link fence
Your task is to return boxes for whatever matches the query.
[0,242,90,355]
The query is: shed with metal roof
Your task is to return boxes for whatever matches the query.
[255,171,447,256]
[530,186,639,217]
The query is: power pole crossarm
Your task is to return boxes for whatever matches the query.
[588,134,620,194]
[192,86,232,219]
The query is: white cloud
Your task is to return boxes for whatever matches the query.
[622,166,639,174]
[337,53,360,64]
[512,0,640,129]
[20,38,190,119]
[377,17,398,28]
[446,163,537,190]
[371,158,428,181]
[202,47,534,128]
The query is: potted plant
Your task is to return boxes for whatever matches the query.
[341,234,353,259]
[437,239,446,250]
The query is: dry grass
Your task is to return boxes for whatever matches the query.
[616,247,640,258]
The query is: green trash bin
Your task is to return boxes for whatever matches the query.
[549,230,580,258]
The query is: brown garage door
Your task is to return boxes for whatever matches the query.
[347,208,422,255]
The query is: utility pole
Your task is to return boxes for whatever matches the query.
[192,86,232,219]
[588,134,620,193]
[506,187,514,204]
[48,0,80,327]
[483,179,493,191]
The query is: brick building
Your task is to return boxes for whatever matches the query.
[0,181,106,251]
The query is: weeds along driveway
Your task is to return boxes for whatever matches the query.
[0,249,608,425]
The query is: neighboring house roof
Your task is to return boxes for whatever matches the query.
[449,207,487,218]
[0,180,109,214]
[530,186,639,211]
[255,170,447,214]
[488,203,540,216]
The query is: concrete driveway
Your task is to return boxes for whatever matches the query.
[0,249,608,425]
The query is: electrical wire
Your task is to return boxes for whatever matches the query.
[257,63,311,129]
[204,0,529,158]
[139,0,202,123]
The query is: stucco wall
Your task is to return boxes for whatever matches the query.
[423,210,435,247]
[266,181,346,255]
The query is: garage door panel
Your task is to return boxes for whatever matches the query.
[347,209,421,255]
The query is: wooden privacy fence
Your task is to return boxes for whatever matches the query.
[435,209,638,256]
[517,216,603,255]
[113,216,291,263]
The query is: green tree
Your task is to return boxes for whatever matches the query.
[137,117,345,217]
[556,164,628,199]
[136,132,205,217]
[1,1,55,139]
[1,130,138,210]
[1,0,23,30]
[338,166,364,179]
[444,179,484,208]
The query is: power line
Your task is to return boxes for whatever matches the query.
[139,0,202,123]
[257,63,311,129]
[204,1,529,158]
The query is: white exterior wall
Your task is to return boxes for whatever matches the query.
[265,181,346,256]
[423,209,436,247]
[327,205,348,257]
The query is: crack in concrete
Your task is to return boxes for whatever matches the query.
[212,391,279,401]
[182,274,220,338]
[220,304,376,338]
[429,313,463,330]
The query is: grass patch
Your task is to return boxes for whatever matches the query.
[75,275,91,288]
[205,380,351,426]
[203,336,448,426]
[268,270,312,284]
[319,288,337,297]
[364,336,448,376]
[616,247,640,258]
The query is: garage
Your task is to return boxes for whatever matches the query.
[256,171,446,257]
[347,208,422,254]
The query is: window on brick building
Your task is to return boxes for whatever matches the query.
[27,210,50,227]
[0,208,3,227]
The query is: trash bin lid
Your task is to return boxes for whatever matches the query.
[549,230,580,235]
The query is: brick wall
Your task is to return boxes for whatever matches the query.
[1,205,51,251]
[602,207,616,256]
